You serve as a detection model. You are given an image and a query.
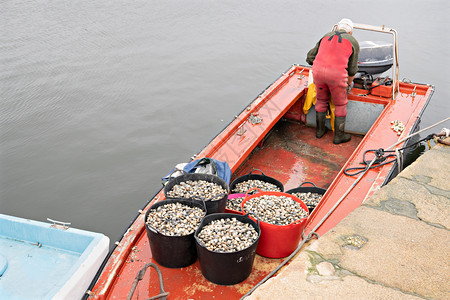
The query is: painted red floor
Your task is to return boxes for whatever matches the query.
[103,120,361,300]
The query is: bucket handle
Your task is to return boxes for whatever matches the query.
[288,215,309,226]
[204,193,228,202]
[245,187,261,197]
[146,222,158,233]
[190,195,208,213]
[240,187,261,213]
[192,193,228,203]
[243,212,260,228]
[167,169,187,182]
[161,169,188,188]
[248,168,266,176]
[298,181,317,188]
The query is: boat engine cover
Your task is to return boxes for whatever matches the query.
[357,41,393,76]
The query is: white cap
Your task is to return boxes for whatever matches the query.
[337,18,354,33]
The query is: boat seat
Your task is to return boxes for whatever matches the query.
[306,101,385,135]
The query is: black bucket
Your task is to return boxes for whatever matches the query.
[285,181,326,213]
[230,169,284,194]
[194,213,260,285]
[163,173,229,215]
[145,198,206,268]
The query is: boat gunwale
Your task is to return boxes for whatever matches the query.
[195,65,307,169]
[382,84,435,186]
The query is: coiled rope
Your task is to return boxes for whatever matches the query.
[240,116,449,299]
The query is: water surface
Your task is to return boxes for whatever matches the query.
[1,0,449,241]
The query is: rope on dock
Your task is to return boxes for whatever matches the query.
[240,116,450,299]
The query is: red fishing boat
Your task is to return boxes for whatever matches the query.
[85,24,433,299]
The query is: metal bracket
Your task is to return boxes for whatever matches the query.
[236,125,247,136]
[402,78,412,84]
[297,68,305,79]
[411,86,417,97]
[47,218,71,230]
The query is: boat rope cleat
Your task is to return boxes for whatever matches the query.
[47,218,71,230]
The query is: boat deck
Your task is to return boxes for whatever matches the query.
[232,120,363,190]
[103,121,361,299]
[0,237,80,300]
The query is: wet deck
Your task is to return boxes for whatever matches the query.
[105,121,361,299]
[232,120,363,191]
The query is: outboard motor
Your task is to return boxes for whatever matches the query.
[355,41,394,93]
[358,41,394,76]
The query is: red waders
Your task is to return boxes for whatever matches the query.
[312,31,353,117]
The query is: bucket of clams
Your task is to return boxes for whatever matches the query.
[164,173,229,215]
[194,213,260,285]
[145,198,206,268]
[225,193,246,214]
[285,181,326,214]
[240,188,309,258]
[229,169,284,196]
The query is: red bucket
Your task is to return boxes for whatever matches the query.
[241,190,309,258]
[225,193,246,215]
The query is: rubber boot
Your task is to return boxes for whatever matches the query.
[316,111,328,138]
[333,116,351,144]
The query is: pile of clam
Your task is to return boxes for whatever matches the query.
[226,196,245,212]
[167,180,227,201]
[243,195,308,225]
[291,192,322,207]
[146,202,204,236]
[197,218,258,253]
[232,179,281,194]
[391,120,405,136]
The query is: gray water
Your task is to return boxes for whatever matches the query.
[1,0,449,242]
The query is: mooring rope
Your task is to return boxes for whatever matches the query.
[240,116,449,299]
[385,116,450,151]
[344,116,450,176]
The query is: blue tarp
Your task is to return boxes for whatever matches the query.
[162,158,232,185]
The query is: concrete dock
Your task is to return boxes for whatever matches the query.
[247,139,450,299]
